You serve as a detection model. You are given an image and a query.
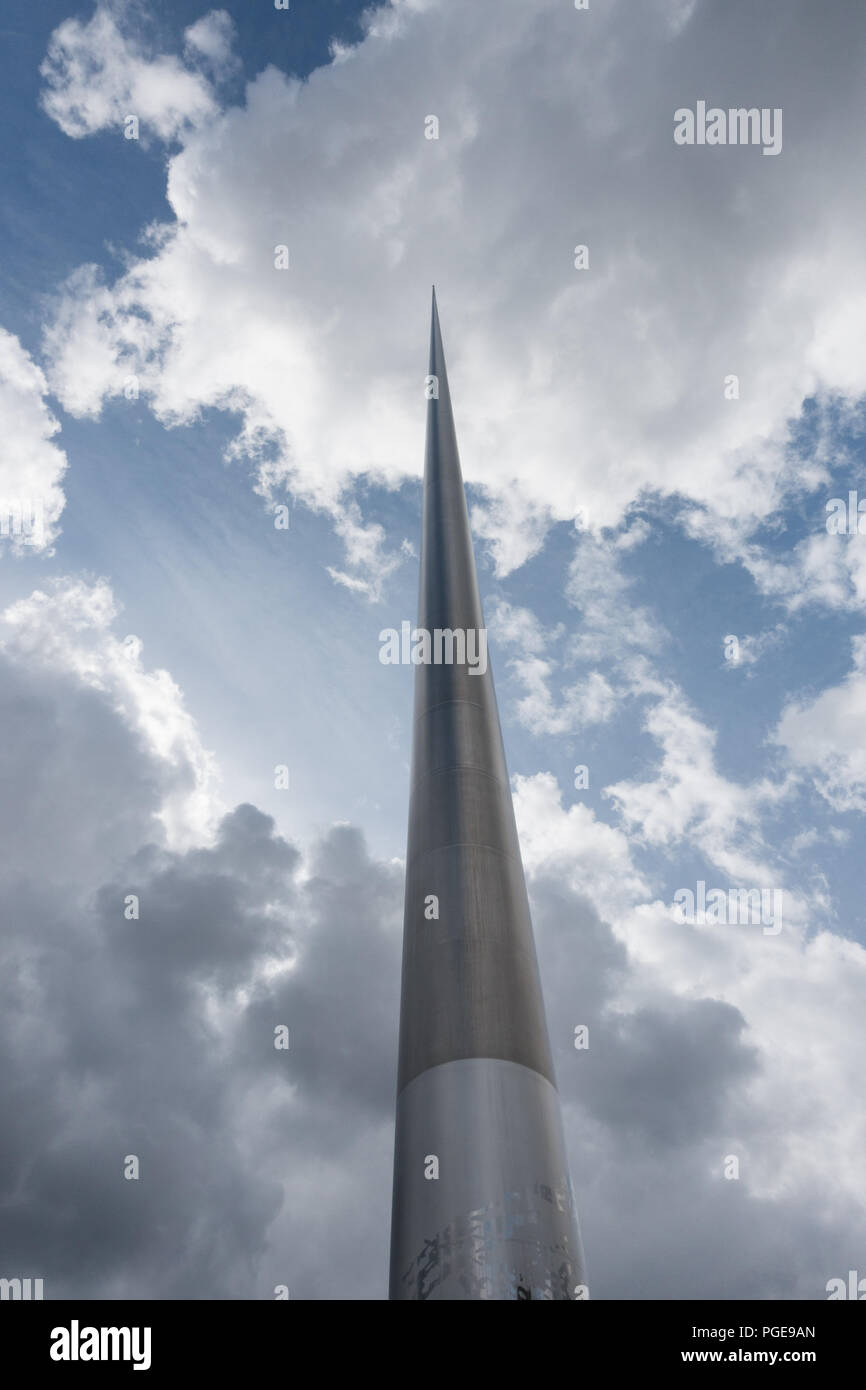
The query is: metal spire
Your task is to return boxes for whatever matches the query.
[389,290,586,1300]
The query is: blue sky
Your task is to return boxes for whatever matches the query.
[2,0,866,1300]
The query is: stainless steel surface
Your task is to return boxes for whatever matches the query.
[389,290,585,1299]
[390,1057,585,1300]
[397,289,555,1089]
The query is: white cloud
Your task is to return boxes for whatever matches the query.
[40,2,219,141]
[519,770,866,1222]
[565,527,664,664]
[775,633,866,812]
[487,532,663,733]
[0,328,67,553]
[471,492,554,577]
[36,0,866,593]
[488,595,620,733]
[514,659,619,735]
[184,10,237,72]
[703,525,866,616]
[0,578,221,847]
[487,596,555,657]
[604,683,792,884]
[325,500,410,601]
[514,770,649,917]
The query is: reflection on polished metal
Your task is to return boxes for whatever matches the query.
[389,290,586,1300]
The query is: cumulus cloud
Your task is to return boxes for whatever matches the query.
[0,787,397,1298]
[519,772,866,1296]
[514,770,650,916]
[0,578,402,1297]
[326,500,412,601]
[710,525,866,616]
[1,579,220,847]
[488,598,621,734]
[486,529,664,734]
[515,661,620,735]
[1,577,864,1298]
[604,683,795,884]
[0,328,67,553]
[36,0,866,595]
[565,525,665,665]
[775,633,866,812]
[40,1,219,141]
[183,11,238,74]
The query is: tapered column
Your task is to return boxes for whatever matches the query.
[389,290,585,1300]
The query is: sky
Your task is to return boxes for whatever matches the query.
[1,0,865,1300]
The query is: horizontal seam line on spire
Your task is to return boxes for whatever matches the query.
[413,697,488,722]
[396,1056,558,1099]
[406,840,524,866]
[411,765,508,795]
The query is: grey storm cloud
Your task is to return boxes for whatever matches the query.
[529,881,864,1299]
[0,637,863,1299]
[532,878,759,1149]
[0,631,403,1297]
